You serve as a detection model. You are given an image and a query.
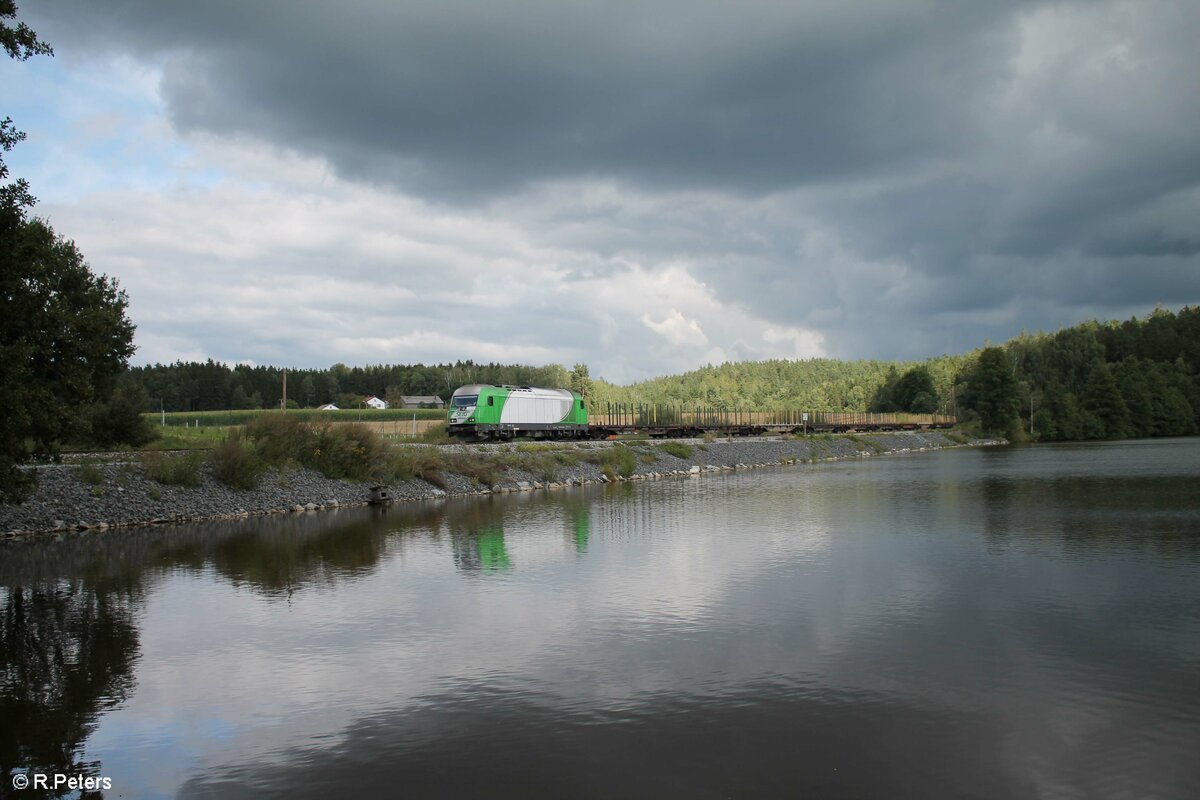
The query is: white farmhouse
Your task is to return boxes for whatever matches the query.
[364,395,388,410]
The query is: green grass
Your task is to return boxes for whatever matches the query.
[145,425,232,449]
[658,441,693,459]
[415,426,453,444]
[582,444,637,478]
[847,434,885,453]
[515,442,572,453]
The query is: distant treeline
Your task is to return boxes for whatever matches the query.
[120,306,1199,441]
[598,356,965,412]
[607,305,1200,441]
[975,306,1200,440]
[124,361,579,412]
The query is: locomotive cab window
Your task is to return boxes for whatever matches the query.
[452,395,478,408]
[488,396,494,406]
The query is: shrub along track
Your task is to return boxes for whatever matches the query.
[1,431,1001,536]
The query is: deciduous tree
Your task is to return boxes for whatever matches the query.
[972,347,1019,435]
[1,220,138,500]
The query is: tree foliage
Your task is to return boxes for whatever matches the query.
[0,1,52,61]
[958,307,1200,441]
[1,2,50,214]
[569,363,594,400]
[969,347,1020,435]
[593,355,965,412]
[1,220,139,499]
[870,365,938,413]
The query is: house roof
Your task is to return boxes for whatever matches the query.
[400,395,444,404]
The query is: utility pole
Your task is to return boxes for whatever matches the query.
[281,368,287,412]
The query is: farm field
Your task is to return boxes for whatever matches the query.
[144,408,447,426]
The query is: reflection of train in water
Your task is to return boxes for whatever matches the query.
[447,385,956,442]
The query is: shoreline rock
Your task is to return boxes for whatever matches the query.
[1,432,1003,537]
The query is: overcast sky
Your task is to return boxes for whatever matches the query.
[7,0,1199,383]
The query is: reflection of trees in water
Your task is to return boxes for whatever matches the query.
[0,508,420,601]
[977,473,1200,556]
[0,579,142,799]
[209,515,392,596]
[0,492,607,795]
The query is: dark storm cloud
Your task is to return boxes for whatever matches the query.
[34,0,1024,198]
[24,0,1200,364]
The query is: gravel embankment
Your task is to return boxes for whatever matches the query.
[1,432,1001,536]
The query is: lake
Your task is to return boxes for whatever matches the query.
[2,438,1199,798]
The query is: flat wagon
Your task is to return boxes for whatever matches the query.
[446,385,956,441]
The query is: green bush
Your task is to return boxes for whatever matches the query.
[142,451,203,487]
[78,463,105,485]
[245,413,317,465]
[310,423,387,481]
[242,416,392,482]
[86,382,157,448]
[207,434,263,490]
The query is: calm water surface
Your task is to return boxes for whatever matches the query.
[2,439,1199,798]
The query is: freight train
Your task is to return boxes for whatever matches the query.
[447,384,956,441]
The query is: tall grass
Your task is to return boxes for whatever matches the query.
[247,416,393,482]
[582,444,637,478]
[78,463,105,485]
[207,433,262,490]
[142,450,204,487]
[659,441,693,459]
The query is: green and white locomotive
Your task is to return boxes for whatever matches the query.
[448,384,589,441]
